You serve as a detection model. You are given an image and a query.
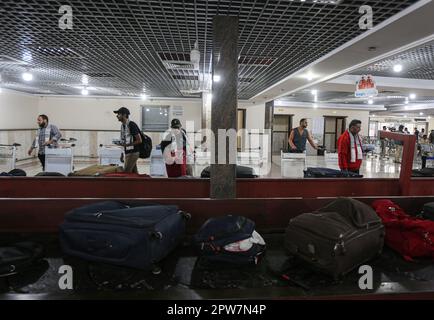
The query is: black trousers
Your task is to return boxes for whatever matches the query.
[38,154,46,171]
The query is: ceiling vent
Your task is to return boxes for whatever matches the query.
[0,55,27,65]
[28,47,83,58]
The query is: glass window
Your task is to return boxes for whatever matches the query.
[142,106,169,132]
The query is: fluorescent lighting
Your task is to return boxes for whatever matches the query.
[409,93,416,100]
[393,64,403,73]
[420,112,424,116]
[140,93,148,100]
[311,90,318,95]
[368,99,374,105]
[213,75,221,82]
[81,89,88,95]
[22,72,33,81]
[82,74,89,85]
[372,114,376,117]
[313,104,318,109]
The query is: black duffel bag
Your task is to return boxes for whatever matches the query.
[200,165,258,178]
[193,215,266,265]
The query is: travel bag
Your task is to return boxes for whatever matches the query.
[59,201,190,270]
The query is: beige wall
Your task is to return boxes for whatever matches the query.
[0,89,39,129]
[429,118,434,132]
[273,106,370,137]
[37,96,203,131]
[245,103,266,130]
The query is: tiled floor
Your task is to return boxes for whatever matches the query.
[5,153,421,179]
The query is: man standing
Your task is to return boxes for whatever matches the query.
[288,118,318,153]
[28,114,62,171]
[337,120,363,175]
[114,107,142,173]
[161,118,193,177]
[429,129,434,145]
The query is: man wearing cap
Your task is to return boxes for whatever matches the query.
[161,119,192,177]
[114,107,142,173]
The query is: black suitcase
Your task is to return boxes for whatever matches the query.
[285,198,384,279]
[412,168,434,177]
[59,201,190,271]
[423,203,434,221]
[304,167,363,178]
[200,165,258,178]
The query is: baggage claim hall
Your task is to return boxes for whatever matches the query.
[0,0,434,301]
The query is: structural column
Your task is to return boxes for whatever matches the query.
[210,16,239,199]
[265,100,274,159]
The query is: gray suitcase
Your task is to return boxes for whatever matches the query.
[284,198,384,279]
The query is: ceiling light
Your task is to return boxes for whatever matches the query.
[146,108,150,112]
[372,114,376,117]
[311,89,318,95]
[428,116,432,119]
[313,104,318,109]
[81,88,88,96]
[409,93,416,100]
[419,112,424,116]
[213,75,221,82]
[404,115,408,118]
[305,72,315,81]
[22,72,33,81]
[368,99,374,105]
[405,106,409,110]
[82,74,89,85]
[393,64,403,73]
[140,93,148,100]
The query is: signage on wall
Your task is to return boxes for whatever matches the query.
[355,74,378,98]
[172,106,184,117]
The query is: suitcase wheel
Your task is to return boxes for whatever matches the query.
[179,211,191,220]
[152,265,162,275]
[151,231,163,240]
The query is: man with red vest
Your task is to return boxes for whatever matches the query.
[337,120,363,175]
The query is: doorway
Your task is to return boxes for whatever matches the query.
[272,115,293,154]
[323,116,347,153]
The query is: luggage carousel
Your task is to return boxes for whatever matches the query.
[1,233,434,300]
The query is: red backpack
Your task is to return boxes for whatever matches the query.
[372,199,434,261]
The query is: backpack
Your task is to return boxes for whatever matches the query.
[0,242,45,277]
[138,131,152,159]
[128,122,152,159]
[372,199,434,261]
[193,215,266,265]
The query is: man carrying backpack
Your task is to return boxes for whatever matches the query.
[114,107,142,173]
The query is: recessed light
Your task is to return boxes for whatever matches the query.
[409,93,416,100]
[368,99,374,105]
[81,89,88,95]
[22,72,33,81]
[393,64,403,73]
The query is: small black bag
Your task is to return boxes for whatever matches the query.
[200,165,258,178]
[193,215,266,265]
[422,203,434,221]
[0,242,45,277]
